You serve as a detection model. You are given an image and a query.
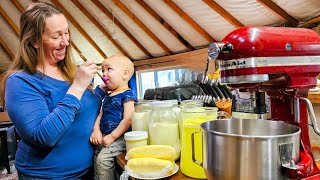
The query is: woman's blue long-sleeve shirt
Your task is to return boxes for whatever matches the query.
[5,71,106,179]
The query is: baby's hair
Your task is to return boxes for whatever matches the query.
[106,55,134,78]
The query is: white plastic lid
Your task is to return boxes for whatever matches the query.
[124,131,148,141]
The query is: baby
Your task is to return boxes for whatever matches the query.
[90,55,137,179]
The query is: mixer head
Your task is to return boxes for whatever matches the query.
[208,26,320,92]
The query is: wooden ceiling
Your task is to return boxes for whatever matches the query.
[0,0,320,73]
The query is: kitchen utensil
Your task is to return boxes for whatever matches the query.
[193,118,300,180]
[79,54,107,83]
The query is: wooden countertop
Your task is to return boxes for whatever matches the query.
[116,153,198,180]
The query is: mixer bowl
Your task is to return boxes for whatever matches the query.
[200,118,300,180]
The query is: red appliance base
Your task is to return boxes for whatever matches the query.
[301,174,320,180]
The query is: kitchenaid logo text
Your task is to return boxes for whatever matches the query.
[219,56,320,70]
[220,60,246,68]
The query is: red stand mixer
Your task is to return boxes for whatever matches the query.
[208,26,320,179]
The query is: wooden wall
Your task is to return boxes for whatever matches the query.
[133,47,215,74]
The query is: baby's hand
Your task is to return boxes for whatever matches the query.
[102,134,115,148]
[99,83,109,92]
[90,130,103,145]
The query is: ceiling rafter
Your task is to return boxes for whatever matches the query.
[258,0,298,27]
[0,4,18,61]
[0,5,19,35]
[12,0,25,13]
[203,0,244,28]
[0,35,14,60]
[111,0,172,55]
[71,0,130,59]
[163,0,215,42]
[70,41,102,66]
[92,0,152,58]
[302,15,320,28]
[136,0,194,51]
[51,0,107,59]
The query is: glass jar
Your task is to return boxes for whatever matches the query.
[132,102,152,132]
[149,101,180,160]
[134,101,152,112]
[178,100,203,138]
[180,100,203,109]
[162,100,181,130]
[180,107,218,179]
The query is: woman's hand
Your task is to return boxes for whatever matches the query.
[67,60,97,99]
[74,60,97,90]
[90,129,103,145]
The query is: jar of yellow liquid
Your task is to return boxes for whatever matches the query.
[149,101,180,160]
[180,107,218,179]
[179,100,203,139]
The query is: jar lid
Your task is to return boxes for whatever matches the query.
[150,101,173,107]
[124,131,148,141]
[162,99,178,105]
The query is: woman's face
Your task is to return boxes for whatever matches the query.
[41,14,69,64]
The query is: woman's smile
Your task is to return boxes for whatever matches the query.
[56,48,65,55]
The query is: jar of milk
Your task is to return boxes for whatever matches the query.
[149,101,180,160]
[132,102,152,132]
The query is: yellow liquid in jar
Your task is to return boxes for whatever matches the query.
[180,121,206,178]
[180,114,216,179]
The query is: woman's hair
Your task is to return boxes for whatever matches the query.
[0,2,77,108]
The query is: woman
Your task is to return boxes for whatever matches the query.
[0,2,105,179]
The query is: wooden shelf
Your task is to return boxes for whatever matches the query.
[0,112,10,123]
[308,92,320,105]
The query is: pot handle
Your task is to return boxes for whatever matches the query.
[284,151,313,179]
[191,130,203,167]
[279,143,297,169]
[279,143,314,179]
[217,111,232,119]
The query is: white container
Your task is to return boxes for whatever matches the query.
[124,131,148,152]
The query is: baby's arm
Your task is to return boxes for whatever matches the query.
[90,109,103,145]
[102,100,135,147]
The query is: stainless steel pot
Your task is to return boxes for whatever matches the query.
[193,118,300,180]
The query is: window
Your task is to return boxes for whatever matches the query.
[157,69,176,87]
[138,68,199,99]
[139,71,155,98]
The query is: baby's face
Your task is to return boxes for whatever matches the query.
[101,59,125,90]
